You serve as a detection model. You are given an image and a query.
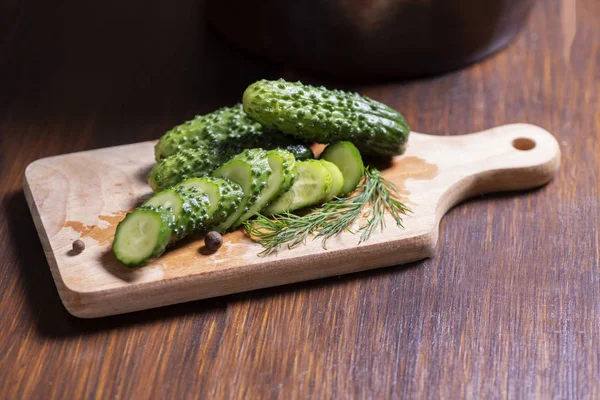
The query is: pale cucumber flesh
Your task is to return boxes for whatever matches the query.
[264,160,332,215]
[112,209,172,267]
[319,160,344,201]
[320,141,364,195]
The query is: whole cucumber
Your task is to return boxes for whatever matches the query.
[242,79,410,156]
[154,104,313,161]
[154,105,239,161]
[148,148,223,192]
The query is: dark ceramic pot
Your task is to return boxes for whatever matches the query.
[208,0,534,79]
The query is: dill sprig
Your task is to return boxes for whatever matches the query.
[243,167,411,255]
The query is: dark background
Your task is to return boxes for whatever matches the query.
[0,0,599,398]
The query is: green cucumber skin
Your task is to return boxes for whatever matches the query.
[148,148,221,192]
[209,179,245,226]
[154,104,313,162]
[114,206,174,267]
[243,79,410,156]
[148,137,313,192]
[212,148,272,232]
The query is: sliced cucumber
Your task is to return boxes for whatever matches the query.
[112,207,173,267]
[142,186,210,241]
[267,149,298,198]
[175,186,212,234]
[142,189,188,241]
[176,178,221,215]
[212,149,271,232]
[319,160,344,201]
[234,149,297,225]
[320,141,364,195]
[263,160,332,215]
[177,177,244,227]
[143,189,183,218]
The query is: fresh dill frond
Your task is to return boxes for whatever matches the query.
[243,167,411,255]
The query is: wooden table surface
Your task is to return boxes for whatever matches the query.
[1,0,598,398]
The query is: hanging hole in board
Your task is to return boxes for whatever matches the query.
[512,138,536,151]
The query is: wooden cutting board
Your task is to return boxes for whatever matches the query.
[24,124,560,318]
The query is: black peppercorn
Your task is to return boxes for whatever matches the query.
[204,231,223,251]
[72,239,85,253]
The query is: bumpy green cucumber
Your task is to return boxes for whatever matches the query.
[234,149,297,225]
[148,139,313,192]
[243,79,410,156]
[112,207,174,267]
[154,104,314,161]
[155,106,238,161]
[320,141,364,195]
[212,149,272,232]
[263,160,332,215]
[148,148,221,192]
[177,177,244,227]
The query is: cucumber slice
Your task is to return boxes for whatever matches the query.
[143,189,183,218]
[142,187,210,241]
[264,160,332,215]
[112,207,173,267]
[320,141,364,195]
[234,149,297,225]
[212,149,271,232]
[319,160,344,201]
[177,177,244,226]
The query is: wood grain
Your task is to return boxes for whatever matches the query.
[0,0,598,398]
[23,125,560,318]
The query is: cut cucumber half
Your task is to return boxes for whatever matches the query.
[234,149,297,225]
[264,160,332,215]
[177,177,244,227]
[320,141,364,195]
[112,207,173,267]
[212,149,271,232]
[319,160,344,201]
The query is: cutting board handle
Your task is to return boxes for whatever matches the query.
[416,123,562,221]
